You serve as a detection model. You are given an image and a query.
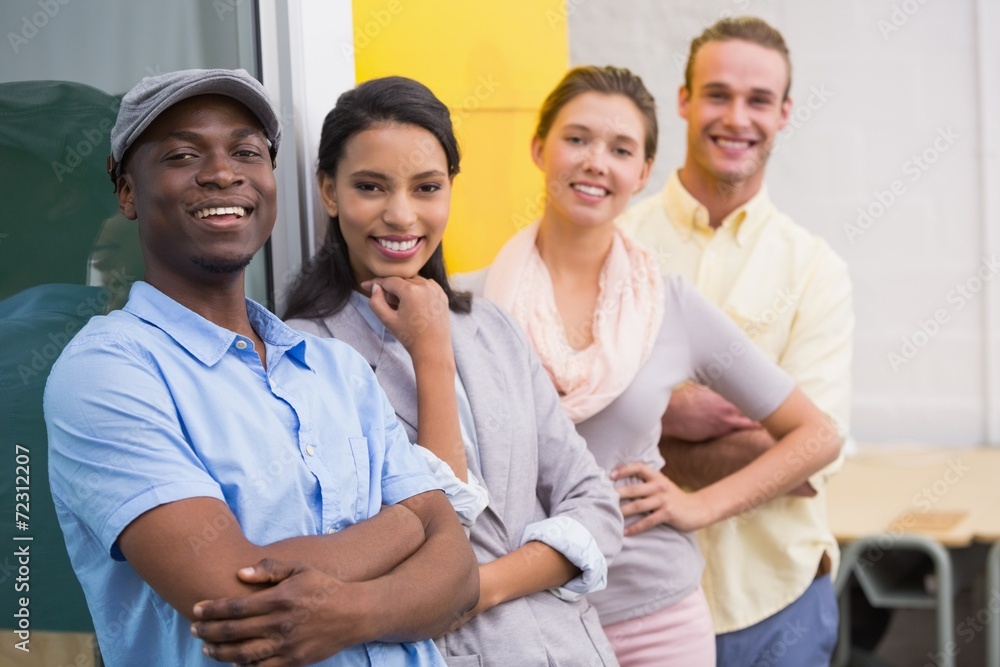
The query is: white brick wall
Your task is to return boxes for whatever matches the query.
[570,0,1000,445]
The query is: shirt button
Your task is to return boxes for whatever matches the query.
[327,528,335,534]
[306,445,315,456]
[235,340,247,350]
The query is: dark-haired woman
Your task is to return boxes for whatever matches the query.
[284,76,623,667]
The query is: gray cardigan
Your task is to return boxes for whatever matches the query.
[288,296,623,667]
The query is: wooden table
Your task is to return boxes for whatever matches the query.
[829,447,1000,546]
[827,447,1000,667]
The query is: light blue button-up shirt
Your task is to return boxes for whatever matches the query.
[45,282,445,666]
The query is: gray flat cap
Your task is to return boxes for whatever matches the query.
[110,68,281,171]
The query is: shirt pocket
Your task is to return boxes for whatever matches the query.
[348,436,371,521]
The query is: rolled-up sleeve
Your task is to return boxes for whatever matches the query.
[520,516,607,600]
[412,445,489,527]
[491,302,624,582]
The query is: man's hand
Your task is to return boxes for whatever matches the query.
[612,462,714,534]
[661,428,818,498]
[192,558,369,667]
[661,382,758,442]
[194,492,479,660]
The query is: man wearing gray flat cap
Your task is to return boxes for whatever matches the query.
[45,68,478,667]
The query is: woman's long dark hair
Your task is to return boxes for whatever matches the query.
[283,76,471,320]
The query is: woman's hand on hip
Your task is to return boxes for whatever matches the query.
[612,462,714,534]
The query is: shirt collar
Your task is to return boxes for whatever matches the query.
[663,170,775,246]
[349,290,396,342]
[122,281,310,368]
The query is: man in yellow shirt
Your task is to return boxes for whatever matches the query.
[618,16,853,666]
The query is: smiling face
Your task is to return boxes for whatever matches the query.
[532,91,652,229]
[320,123,451,287]
[117,94,277,290]
[679,39,792,195]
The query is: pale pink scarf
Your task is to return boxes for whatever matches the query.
[484,221,664,423]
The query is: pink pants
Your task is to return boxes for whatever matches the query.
[602,587,716,667]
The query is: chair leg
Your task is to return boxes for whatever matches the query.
[835,535,955,667]
[987,541,1000,667]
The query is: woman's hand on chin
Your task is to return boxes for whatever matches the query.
[363,277,455,366]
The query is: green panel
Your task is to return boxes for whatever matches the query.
[0,0,261,633]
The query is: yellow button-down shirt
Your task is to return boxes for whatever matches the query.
[618,170,854,633]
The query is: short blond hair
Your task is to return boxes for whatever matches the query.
[685,17,792,100]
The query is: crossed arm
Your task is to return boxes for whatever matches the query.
[659,257,853,497]
[658,383,816,495]
[119,490,478,665]
[615,261,852,534]
[615,387,840,534]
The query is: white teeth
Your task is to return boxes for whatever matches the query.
[378,238,418,252]
[572,184,608,197]
[195,206,247,219]
[716,138,751,149]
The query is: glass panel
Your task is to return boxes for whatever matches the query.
[0,0,260,641]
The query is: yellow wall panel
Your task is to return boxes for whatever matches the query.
[445,110,545,273]
[352,0,568,272]
[353,0,568,108]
